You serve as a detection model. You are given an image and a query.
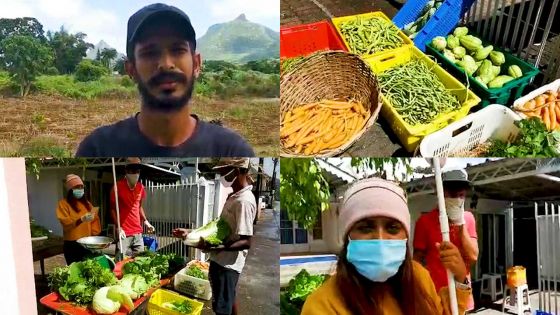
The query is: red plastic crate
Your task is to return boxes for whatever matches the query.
[280,20,347,58]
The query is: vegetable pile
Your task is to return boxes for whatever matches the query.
[281,57,305,74]
[430,26,522,89]
[339,16,404,55]
[514,88,560,131]
[122,252,185,287]
[30,218,50,238]
[402,0,444,39]
[280,269,329,315]
[377,59,461,125]
[186,265,207,280]
[281,99,370,155]
[184,218,231,246]
[48,259,118,306]
[162,301,194,314]
[460,118,560,157]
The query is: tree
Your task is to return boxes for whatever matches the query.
[280,158,413,229]
[0,17,47,68]
[96,48,117,70]
[114,56,126,75]
[1,35,53,97]
[75,59,108,82]
[47,27,93,74]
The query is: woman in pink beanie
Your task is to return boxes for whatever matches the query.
[302,178,472,315]
[56,174,101,264]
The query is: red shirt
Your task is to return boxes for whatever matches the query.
[110,178,146,236]
[413,208,477,308]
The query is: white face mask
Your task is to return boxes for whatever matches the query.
[444,197,465,222]
[220,169,237,188]
[126,173,140,187]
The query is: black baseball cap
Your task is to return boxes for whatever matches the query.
[127,3,196,58]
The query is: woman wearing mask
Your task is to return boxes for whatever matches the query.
[56,174,101,264]
[302,178,471,315]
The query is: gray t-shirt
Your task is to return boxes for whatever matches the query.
[210,185,257,273]
[76,114,254,157]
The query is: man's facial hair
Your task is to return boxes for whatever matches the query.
[136,69,195,112]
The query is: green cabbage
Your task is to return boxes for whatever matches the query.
[185,218,231,246]
[119,274,149,299]
[92,287,120,314]
[107,286,134,310]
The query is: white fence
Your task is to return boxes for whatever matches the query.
[141,176,217,261]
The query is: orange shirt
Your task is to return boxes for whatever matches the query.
[302,261,471,315]
[56,198,101,241]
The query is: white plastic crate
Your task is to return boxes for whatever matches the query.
[173,264,212,301]
[419,105,522,157]
[513,79,560,116]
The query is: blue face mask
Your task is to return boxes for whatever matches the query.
[72,189,85,199]
[346,239,408,282]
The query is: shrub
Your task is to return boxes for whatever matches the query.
[75,59,108,82]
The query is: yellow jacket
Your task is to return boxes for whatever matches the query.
[56,199,101,241]
[302,261,471,315]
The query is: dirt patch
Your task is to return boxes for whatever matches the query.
[0,94,278,156]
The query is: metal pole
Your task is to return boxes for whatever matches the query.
[545,202,551,312]
[536,202,542,309]
[111,158,123,262]
[432,158,459,315]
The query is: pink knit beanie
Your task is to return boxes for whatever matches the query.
[65,174,83,191]
[340,178,410,237]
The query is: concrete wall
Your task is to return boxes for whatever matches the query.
[0,159,38,315]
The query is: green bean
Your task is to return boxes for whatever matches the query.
[340,16,404,55]
[377,59,462,125]
[281,57,305,73]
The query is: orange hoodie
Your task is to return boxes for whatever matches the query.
[302,261,470,315]
[56,198,101,241]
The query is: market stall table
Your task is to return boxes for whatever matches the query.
[32,236,64,276]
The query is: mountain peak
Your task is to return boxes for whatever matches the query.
[235,14,247,21]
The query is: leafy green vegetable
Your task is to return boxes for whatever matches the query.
[120,274,149,298]
[48,259,117,305]
[186,265,207,280]
[486,118,560,157]
[30,218,50,237]
[185,218,231,246]
[92,287,120,314]
[162,301,193,314]
[284,269,328,310]
[122,252,185,288]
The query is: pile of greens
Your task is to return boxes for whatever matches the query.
[280,269,329,315]
[123,252,185,287]
[30,218,50,238]
[162,301,194,314]
[186,265,207,280]
[48,259,118,305]
[486,117,560,157]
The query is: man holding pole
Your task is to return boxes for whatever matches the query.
[414,168,478,312]
[110,157,155,257]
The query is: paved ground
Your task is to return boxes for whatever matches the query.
[281,0,408,156]
[34,208,280,315]
[473,289,560,314]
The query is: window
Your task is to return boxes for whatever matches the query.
[312,212,323,240]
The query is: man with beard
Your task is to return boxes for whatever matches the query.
[76,3,255,157]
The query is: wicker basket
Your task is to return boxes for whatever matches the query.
[280,51,381,157]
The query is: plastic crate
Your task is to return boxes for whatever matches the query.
[393,0,477,52]
[280,21,347,59]
[332,11,413,59]
[147,289,204,315]
[173,265,212,301]
[419,105,521,157]
[365,45,481,152]
[425,36,540,107]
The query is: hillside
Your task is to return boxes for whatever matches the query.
[197,14,279,63]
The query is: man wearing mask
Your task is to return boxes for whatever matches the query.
[76,3,254,157]
[173,158,257,315]
[413,169,479,312]
[110,158,155,257]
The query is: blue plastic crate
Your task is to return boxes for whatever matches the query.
[392,0,477,51]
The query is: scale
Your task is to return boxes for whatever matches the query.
[77,236,116,270]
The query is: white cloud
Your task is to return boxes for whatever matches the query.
[209,0,279,21]
[0,1,35,18]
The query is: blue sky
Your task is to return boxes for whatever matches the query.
[0,0,280,54]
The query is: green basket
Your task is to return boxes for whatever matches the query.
[425,38,539,108]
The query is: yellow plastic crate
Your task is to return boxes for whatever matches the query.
[332,11,413,59]
[365,45,481,152]
[147,289,204,315]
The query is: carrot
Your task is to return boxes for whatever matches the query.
[543,106,551,130]
[550,103,557,130]
[536,95,547,107]
[295,145,303,154]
